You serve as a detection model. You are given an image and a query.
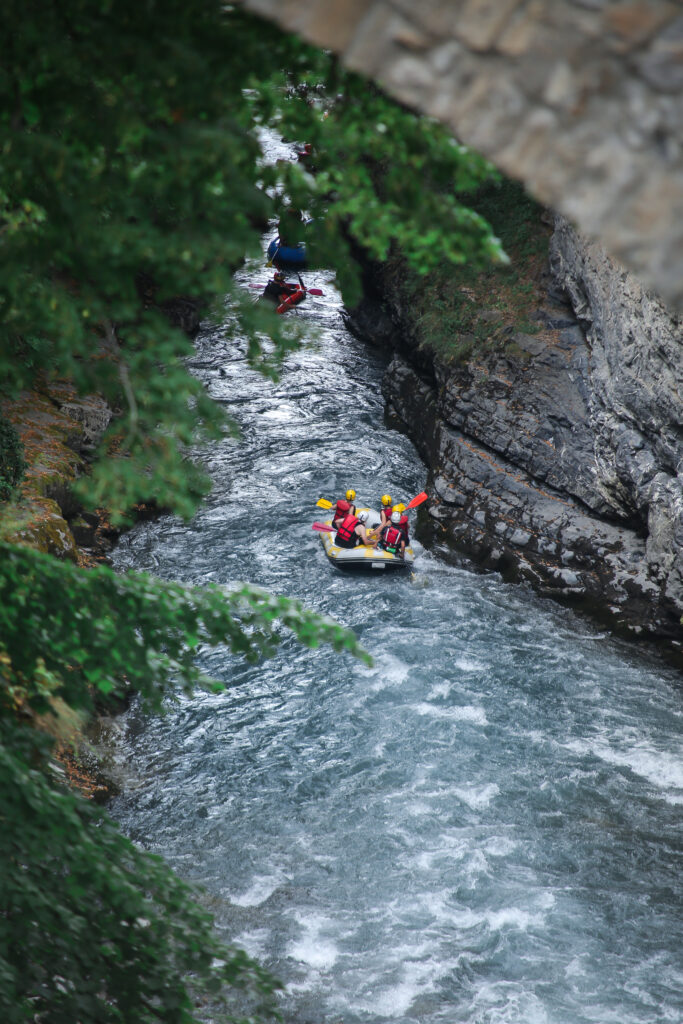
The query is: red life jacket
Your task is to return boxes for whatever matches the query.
[399,515,410,542]
[381,525,403,551]
[336,513,359,543]
[333,499,350,523]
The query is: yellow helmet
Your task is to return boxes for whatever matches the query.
[381,494,392,507]
[346,488,356,501]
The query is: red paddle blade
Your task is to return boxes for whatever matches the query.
[405,491,428,510]
[312,522,335,532]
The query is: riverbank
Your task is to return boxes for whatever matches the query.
[0,295,204,793]
[346,192,683,659]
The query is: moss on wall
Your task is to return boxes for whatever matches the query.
[392,179,551,364]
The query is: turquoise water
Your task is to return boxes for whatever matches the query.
[110,253,683,1024]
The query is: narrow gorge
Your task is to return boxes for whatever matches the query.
[348,213,683,652]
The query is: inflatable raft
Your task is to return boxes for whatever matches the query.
[318,508,414,572]
[267,238,307,268]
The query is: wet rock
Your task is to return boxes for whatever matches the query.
[13,497,79,561]
[70,513,99,548]
[371,217,683,647]
[61,396,112,454]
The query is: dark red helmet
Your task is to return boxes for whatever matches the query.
[337,499,350,512]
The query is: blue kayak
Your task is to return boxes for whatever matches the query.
[267,238,307,268]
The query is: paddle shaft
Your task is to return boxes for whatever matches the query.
[248,284,324,296]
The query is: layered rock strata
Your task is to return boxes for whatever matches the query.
[349,218,683,648]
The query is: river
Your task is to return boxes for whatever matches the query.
[109,214,682,1024]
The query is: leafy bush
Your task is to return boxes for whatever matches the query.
[0,2,510,1018]
[0,415,26,500]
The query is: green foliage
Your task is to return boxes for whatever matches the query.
[251,56,504,305]
[464,177,548,259]
[395,178,549,362]
[0,415,25,500]
[0,718,282,1024]
[0,3,511,1019]
[0,541,370,719]
[0,0,310,522]
[0,2,503,519]
[0,541,368,1022]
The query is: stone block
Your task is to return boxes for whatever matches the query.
[497,0,547,57]
[344,6,408,75]
[605,2,678,55]
[456,0,525,52]
[637,14,683,91]
[543,61,578,109]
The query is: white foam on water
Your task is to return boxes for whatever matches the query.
[403,832,470,871]
[455,656,486,673]
[453,782,500,810]
[182,723,208,747]
[364,652,411,692]
[566,736,683,796]
[289,912,340,970]
[428,681,452,699]
[408,893,547,933]
[485,905,545,930]
[564,955,589,979]
[231,927,271,959]
[354,955,449,1019]
[404,799,438,818]
[230,872,284,907]
[482,834,519,857]
[463,847,491,884]
[410,702,488,726]
[470,983,551,1024]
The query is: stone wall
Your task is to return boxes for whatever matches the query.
[237,0,683,311]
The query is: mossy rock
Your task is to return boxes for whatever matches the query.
[11,497,79,561]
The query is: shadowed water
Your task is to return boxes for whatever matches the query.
[110,232,682,1023]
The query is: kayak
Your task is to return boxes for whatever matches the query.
[267,238,307,268]
[276,285,306,314]
[318,508,414,572]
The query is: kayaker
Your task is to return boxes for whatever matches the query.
[335,509,376,549]
[297,143,315,170]
[378,511,406,559]
[262,271,298,303]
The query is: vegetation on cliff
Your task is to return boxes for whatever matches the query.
[393,179,551,363]
[0,2,510,1020]
[0,415,26,501]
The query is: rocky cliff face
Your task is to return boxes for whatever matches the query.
[348,217,683,650]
